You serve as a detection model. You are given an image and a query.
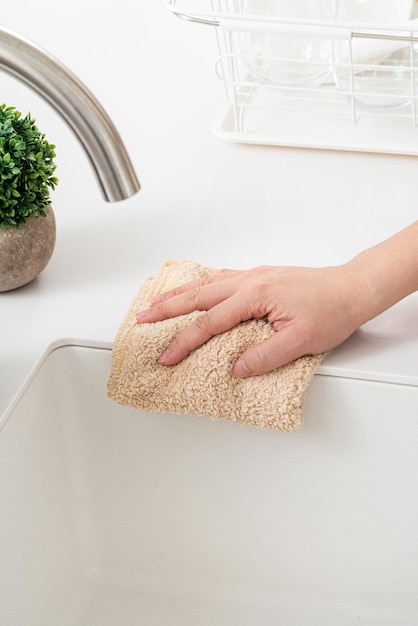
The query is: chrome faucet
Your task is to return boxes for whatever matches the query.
[0,26,140,202]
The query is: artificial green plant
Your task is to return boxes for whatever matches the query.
[0,103,58,229]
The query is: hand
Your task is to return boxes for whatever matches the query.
[136,263,368,377]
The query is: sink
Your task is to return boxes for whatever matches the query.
[1,339,418,625]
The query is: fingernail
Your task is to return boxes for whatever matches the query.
[136,310,151,323]
[158,348,171,365]
[233,357,252,378]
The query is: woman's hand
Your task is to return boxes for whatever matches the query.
[136,263,368,377]
[136,221,418,377]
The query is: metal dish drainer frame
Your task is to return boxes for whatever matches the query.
[166,0,418,155]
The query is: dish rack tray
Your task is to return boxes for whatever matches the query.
[166,0,418,155]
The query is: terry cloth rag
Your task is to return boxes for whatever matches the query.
[107,260,326,432]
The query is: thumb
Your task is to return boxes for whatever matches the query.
[232,329,305,377]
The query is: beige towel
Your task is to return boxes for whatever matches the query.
[108,260,326,432]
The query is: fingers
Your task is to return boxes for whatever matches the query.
[136,272,240,324]
[159,315,311,376]
[158,294,249,366]
[150,268,238,305]
[232,327,308,377]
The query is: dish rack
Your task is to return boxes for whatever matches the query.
[166,0,418,155]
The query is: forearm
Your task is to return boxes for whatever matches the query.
[348,220,418,325]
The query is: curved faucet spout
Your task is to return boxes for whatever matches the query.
[0,26,140,202]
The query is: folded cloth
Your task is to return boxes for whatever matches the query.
[108,260,326,432]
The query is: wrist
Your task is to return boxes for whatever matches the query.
[343,254,380,327]
[345,221,418,326]
[338,256,376,329]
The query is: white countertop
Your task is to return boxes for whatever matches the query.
[1,1,418,416]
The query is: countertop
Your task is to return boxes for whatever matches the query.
[1,1,418,416]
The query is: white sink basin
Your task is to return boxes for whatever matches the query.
[1,339,418,625]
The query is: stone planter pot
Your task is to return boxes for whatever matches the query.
[0,205,56,292]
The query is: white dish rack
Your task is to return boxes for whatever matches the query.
[166,0,418,155]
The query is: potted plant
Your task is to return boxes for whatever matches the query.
[0,103,58,292]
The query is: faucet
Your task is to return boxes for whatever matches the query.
[0,26,140,202]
